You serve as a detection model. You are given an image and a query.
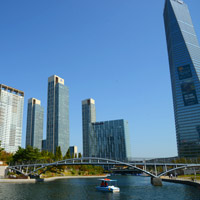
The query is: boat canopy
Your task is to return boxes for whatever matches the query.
[98,179,117,182]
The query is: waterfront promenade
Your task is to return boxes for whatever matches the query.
[161,176,200,188]
[0,175,108,183]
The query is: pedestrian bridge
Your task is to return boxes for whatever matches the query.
[8,157,200,181]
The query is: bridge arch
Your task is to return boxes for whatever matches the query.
[8,157,158,178]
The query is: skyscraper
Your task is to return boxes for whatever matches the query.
[82,98,96,157]
[0,84,24,153]
[82,98,131,161]
[164,0,200,157]
[26,98,44,150]
[46,75,69,155]
[90,120,131,161]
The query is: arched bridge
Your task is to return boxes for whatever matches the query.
[8,157,200,180]
[8,157,157,178]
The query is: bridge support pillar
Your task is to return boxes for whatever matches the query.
[151,177,162,186]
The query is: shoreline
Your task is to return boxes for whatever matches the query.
[0,174,108,183]
[161,176,200,188]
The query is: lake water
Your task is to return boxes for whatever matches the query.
[0,176,199,200]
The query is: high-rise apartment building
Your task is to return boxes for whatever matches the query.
[26,98,44,150]
[164,0,200,157]
[90,120,131,161]
[0,84,24,153]
[46,75,69,155]
[82,98,96,157]
[82,98,131,161]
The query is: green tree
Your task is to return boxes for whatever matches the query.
[43,151,54,163]
[63,148,71,159]
[0,141,4,159]
[71,152,74,159]
[55,146,63,161]
[74,153,77,158]
[12,146,42,163]
[12,147,26,163]
[78,152,82,158]
[41,150,49,161]
[25,145,41,161]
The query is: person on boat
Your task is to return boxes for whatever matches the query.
[105,181,108,187]
[101,181,105,187]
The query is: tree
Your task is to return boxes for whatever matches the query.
[55,146,62,161]
[12,146,42,163]
[63,148,71,159]
[78,153,82,158]
[0,141,12,163]
[71,152,74,159]
[0,151,13,163]
[75,153,77,158]
[12,147,26,163]
[0,141,4,158]
[48,152,54,160]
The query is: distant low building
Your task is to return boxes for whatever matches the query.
[69,146,78,157]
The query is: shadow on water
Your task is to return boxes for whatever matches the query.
[0,176,199,200]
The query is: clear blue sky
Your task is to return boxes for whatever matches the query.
[1,0,200,158]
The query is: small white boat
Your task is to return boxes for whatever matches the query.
[96,178,120,192]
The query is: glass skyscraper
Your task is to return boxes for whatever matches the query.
[26,98,44,150]
[46,75,69,155]
[82,98,131,161]
[0,84,24,153]
[90,120,131,161]
[82,98,96,157]
[164,0,200,157]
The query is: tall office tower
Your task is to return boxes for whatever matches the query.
[46,75,69,155]
[164,0,200,157]
[90,120,131,161]
[82,98,131,161]
[0,84,24,153]
[26,98,44,150]
[82,98,96,157]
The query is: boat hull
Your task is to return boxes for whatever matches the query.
[96,186,120,192]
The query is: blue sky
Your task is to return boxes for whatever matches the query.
[1,0,200,158]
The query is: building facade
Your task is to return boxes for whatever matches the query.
[82,98,96,157]
[164,0,200,157]
[0,84,24,153]
[69,146,78,157]
[42,139,46,151]
[26,98,44,150]
[90,120,131,161]
[46,75,69,155]
[82,98,131,161]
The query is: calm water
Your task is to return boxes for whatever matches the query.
[0,176,200,200]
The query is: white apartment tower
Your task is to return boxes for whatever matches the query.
[0,84,24,153]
